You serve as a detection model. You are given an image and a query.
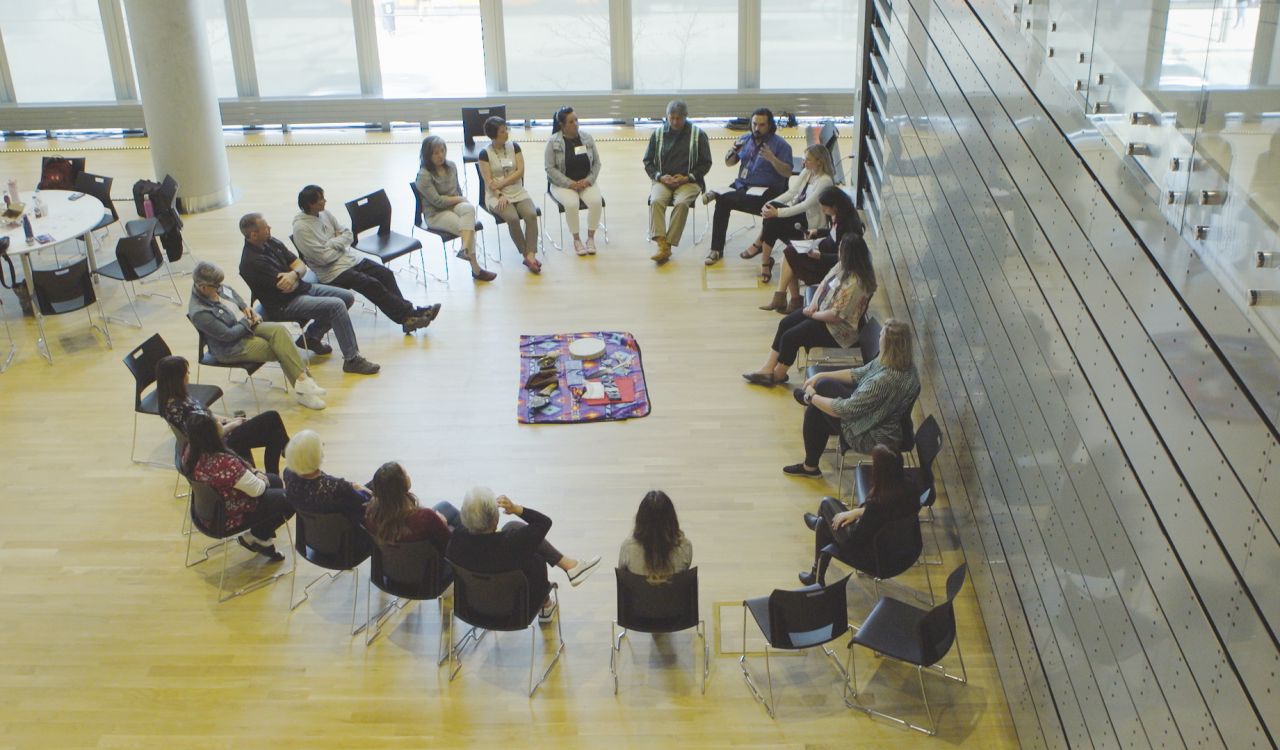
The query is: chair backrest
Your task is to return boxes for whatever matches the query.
[898,398,917,455]
[74,171,117,221]
[917,563,967,666]
[295,511,373,571]
[820,122,839,151]
[114,229,162,281]
[122,333,172,410]
[615,567,699,634]
[370,537,451,600]
[345,189,393,238]
[38,156,86,190]
[858,316,882,362]
[449,563,536,631]
[765,575,851,649]
[32,258,96,315]
[461,105,506,150]
[869,514,924,579]
[167,422,188,473]
[914,416,943,481]
[189,479,229,537]
[407,182,428,229]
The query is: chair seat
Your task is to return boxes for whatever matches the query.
[93,213,115,232]
[853,595,933,666]
[93,260,129,281]
[744,584,826,650]
[199,351,264,376]
[124,218,164,237]
[353,231,422,265]
[805,363,847,380]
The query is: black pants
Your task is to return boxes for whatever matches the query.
[225,410,289,475]
[802,379,855,466]
[709,185,785,251]
[761,213,806,249]
[241,474,294,542]
[433,500,461,530]
[331,259,415,324]
[500,519,565,566]
[772,309,840,367]
[783,243,839,285]
[811,496,852,580]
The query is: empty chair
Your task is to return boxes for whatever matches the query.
[290,510,375,635]
[460,105,506,170]
[408,181,485,282]
[365,537,453,653]
[344,189,426,280]
[95,227,181,327]
[847,563,969,735]
[195,330,263,413]
[739,576,854,718]
[445,564,564,697]
[611,567,707,694]
[184,478,294,603]
[123,333,222,464]
[30,257,112,363]
[74,171,119,253]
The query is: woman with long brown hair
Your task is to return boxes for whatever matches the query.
[618,490,693,583]
[363,461,460,555]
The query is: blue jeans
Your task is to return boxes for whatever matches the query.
[277,284,359,360]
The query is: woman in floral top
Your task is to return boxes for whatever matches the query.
[183,412,293,561]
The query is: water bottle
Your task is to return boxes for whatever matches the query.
[32,193,46,219]
[143,193,155,219]
[6,178,16,203]
[22,213,34,244]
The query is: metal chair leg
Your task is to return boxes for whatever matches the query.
[698,620,709,694]
[529,585,564,696]
[739,604,777,718]
[610,622,626,694]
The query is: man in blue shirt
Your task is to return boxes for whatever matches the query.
[703,108,794,266]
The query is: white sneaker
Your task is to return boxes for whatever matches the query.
[294,391,326,410]
[565,556,601,587]
[586,238,598,254]
[701,190,719,206]
[538,599,558,624]
[295,376,326,397]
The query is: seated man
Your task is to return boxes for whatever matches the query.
[703,107,793,266]
[446,487,601,622]
[291,184,440,335]
[187,261,327,410]
[642,99,711,266]
[237,212,380,375]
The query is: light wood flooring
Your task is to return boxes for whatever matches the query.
[0,126,1019,749]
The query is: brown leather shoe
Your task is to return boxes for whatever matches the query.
[650,237,672,264]
[759,291,787,312]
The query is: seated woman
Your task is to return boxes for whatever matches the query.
[618,490,692,583]
[760,186,863,314]
[742,144,836,283]
[364,461,460,556]
[157,354,290,475]
[446,487,600,621]
[187,261,327,410]
[416,135,496,282]
[785,318,920,477]
[477,116,541,274]
[544,106,604,256]
[743,232,876,387]
[183,412,293,561]
[282,430,371,526]
[798,445,919,585]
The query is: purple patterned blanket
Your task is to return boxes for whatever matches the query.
[517,331,651,424]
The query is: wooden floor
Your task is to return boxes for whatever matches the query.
[0,126,1019,749]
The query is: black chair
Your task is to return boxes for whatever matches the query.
[38,155,86,190]
[408,181,487,282]
[74,171,119,254]
[848,563,969,735]
[856,416,941,507]
[30,257,111,363]
[474,164,542,262]
[344,189,425,282]
[125,173,182,238]
[123,333,223,464]
[611,568,707,694]
[819,513,931,602]
[739,576,854,718]
[184,478,294,603]
[195,330,264,413]
[290,511,375,635]
[365,537,453,654]
[542,179,609,252]
[460,105,507,169]
[793,121,842,182]
[95,227,181,327]
[445,563,564,697]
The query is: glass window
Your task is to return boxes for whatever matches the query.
[373,0,485,97]
[504,0,611,92]
[760,0,858,89]
[247,0,360,96]
[1161,1,1257,89]
[633,0,737,91]
[0,0,116,102]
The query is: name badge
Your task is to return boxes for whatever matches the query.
[573,145,588,156]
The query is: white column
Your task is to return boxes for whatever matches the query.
[123,0,234,213]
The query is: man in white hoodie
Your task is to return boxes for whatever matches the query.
[291,184,440,335]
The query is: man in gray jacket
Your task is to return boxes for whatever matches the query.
[291,185,439,335]
[188,261,327,410]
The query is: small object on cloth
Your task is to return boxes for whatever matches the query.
[568,337,606,360]
[583,381,605,400]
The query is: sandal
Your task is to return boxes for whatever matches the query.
[760,257,775,283]
[523,256,542,275]
[739,242,764,260]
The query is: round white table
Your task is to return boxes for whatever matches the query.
[2,189,113,363]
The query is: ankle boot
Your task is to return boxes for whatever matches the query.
[759,291,787,312]
[783,296,803,314]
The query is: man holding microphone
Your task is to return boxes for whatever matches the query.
[702,107,793,266]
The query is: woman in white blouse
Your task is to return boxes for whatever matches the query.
[478,116,542,274]
[741,144,836,283]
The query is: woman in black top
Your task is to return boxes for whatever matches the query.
[761,187,864,314]
[798,444,919,585]
[157,355,290,474]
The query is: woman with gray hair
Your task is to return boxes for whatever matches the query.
[187,261,327,410]
[446,487,600,621]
